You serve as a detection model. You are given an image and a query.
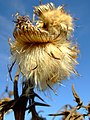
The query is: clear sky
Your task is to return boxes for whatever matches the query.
[0,0,90,120]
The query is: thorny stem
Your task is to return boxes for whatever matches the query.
[25,80,45,120]
[25,80,39,119]
[13,96,28,120]
[30,94,39,120]
[30,95,43,120]
[13,75,44,120]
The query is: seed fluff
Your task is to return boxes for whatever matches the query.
[9,3,79,90]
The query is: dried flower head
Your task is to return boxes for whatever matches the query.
[10,3,79,90]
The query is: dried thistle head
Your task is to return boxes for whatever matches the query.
[34,3,73,36]
[10,3,79,90]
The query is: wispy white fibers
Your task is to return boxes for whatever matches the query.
[10,3,79,90]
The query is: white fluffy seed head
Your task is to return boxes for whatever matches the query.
[10,3,79,90]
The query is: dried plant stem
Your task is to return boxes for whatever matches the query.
[13,71,43,120]
[13,70,28,120]
[14,69,20,99]
[30,96,40,120]
[13,96,28,120]
[29,93,43,120]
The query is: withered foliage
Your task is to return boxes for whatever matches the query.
[0,75,90,120]
[49,85,90,120]
[0,66,50,120]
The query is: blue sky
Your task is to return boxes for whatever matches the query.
[0,0,90,119]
